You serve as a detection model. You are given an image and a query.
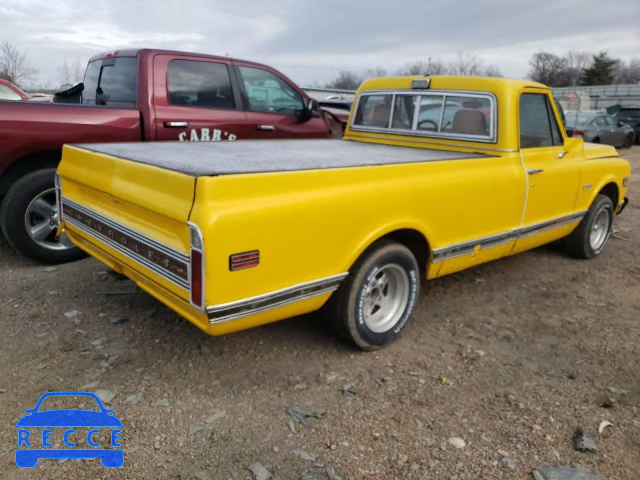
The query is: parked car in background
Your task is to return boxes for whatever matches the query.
[615,107,640,145]
[0,79,29,101]
[565,112,635,148]
[0,48,345,264]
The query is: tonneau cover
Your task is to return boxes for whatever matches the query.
[74,140,488,176]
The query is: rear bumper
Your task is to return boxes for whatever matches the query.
[64,228,211,334]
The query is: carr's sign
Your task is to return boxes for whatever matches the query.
[15,391,123,468]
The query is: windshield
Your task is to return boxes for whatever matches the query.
[37,395,101,412]
[82,57,137,107]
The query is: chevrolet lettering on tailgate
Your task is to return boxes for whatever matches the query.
[57,76,631,350]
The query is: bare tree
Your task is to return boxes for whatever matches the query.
[0,42,38,86]
[612,58,640,84]
[447,53,482,76]
[565,51,591,86]
[326,71,363,90]
[527,52,569,86]
[398,58,446,75]
[363,67,387,80]
[483,65,503,77]
[58,59,84,86]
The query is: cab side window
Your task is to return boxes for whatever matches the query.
[593,116,607,127]
[519,93,563,148]
[0,84,23,101]
[168,60,235,109]
[237,66,304,115]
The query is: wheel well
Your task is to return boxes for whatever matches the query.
[0,151,61,197]
[379,229,430,275]
[599,182,619,208]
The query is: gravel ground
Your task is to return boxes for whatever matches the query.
[0,147,639,480]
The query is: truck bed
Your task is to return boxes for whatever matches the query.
[74,140,489,176]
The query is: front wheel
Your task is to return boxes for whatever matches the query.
[325,240,420,350]
[562,194,614,259]
[623,134,633,149]
[0,168,86,264]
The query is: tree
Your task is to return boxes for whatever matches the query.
[326,71,363,90]
[398,58,446,76]
[0,42,38,86]
[565,51,591,86]
[483,65,503,77]
[612,58,640,84]
[581,51,616,86]
[448,53,484,76]
[58,59,84,86]
[363,67,387,80]
[528,52,569,87]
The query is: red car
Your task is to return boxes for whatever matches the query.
[0,49,344,264]
[0,79,29,101]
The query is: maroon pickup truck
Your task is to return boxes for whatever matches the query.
[0,48,343,264]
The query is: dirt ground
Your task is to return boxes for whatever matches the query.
[0,147,639,480]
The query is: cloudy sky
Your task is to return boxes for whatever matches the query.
[1,0,639,88]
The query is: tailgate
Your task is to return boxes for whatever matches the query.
[58,144,196,300]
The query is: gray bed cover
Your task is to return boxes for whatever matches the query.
[74,139,488,176]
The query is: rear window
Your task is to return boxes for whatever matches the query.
[352,91,495,141]
[82,57,137,107]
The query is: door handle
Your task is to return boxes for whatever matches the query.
[527,168,544,175]
[257,125,275,131]
[557,151,567,158]
[163,121,189,128]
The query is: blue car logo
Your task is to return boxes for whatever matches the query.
[15,391,123,468]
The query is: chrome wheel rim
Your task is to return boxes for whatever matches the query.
[24,188,74,251]
[362,264,410,333]
[589,208,610,251]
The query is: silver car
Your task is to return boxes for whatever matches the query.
[566,112,635,148]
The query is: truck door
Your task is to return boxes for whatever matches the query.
[233,63,329,139]
[515,91,582,253]
[152,55,252,142]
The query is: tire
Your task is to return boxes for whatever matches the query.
[623,134,633,149]
[325,240,420,350]
[0,168,86,264]
[592,137,600,144]
[562,194,614,259]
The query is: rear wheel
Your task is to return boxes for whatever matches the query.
[325,240,420,350]
[592,137,601,144]
[562,194,614,259]
[0,168,86,264]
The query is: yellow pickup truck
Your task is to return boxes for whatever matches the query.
[56,76,631,350]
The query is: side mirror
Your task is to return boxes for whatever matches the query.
[617,121,625,128]
[300,98,318,122]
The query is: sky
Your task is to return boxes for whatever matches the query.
[1,0,639,89]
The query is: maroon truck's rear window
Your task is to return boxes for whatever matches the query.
[82,57,137,107]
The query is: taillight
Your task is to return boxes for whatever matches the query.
[574,130,586,136]
[54,173,63,222]
[188,222,205,310]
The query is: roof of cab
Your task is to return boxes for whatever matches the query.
[358,75,548,95]
[88,48,272,70]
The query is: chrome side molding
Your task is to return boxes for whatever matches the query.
[432,211,587,263]
[207,273,348,324]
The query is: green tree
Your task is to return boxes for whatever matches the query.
[581,51,616,86]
